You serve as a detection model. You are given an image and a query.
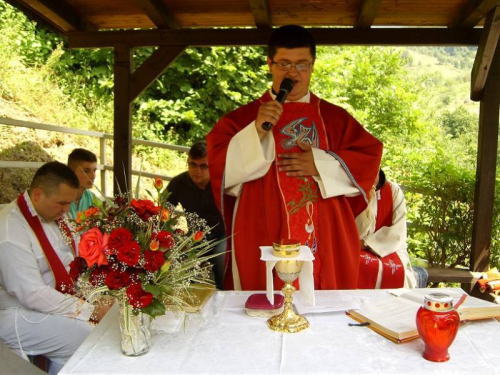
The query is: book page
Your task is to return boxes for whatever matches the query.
[349,296,419,339]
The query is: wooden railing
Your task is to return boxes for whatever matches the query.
[0,117,189,197]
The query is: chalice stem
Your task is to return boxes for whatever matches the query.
[267,282,309,333]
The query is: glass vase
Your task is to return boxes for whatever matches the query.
[416,293,460,362]
[118,299,152,356]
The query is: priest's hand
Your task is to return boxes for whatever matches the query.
[255,101,283,138]
[276,141,319,177]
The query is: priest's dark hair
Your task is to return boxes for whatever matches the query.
[30,161,80,196]
[267,25,316,60]
[68,148,97,168]
[188,141,207,160]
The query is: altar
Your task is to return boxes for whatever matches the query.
[60,290,500,374]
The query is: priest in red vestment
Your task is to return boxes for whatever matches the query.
[207,25,383,291]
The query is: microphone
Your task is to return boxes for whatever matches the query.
[262,78,295,131]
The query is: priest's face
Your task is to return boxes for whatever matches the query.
[267,47,315,102]
[32,183,77,222]
[188,156,210,189]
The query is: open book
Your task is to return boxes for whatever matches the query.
[347,288,500,344]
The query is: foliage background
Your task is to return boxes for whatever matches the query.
[1,0,499,270]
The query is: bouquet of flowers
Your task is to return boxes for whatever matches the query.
[69,177,220,320]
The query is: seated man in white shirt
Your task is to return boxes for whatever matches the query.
[348,169,417,289]
[0,161,111,375]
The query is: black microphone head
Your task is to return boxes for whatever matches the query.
[280,78,294,93]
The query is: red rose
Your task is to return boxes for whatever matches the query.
[126,283,153,308]
[79,228,109,267]
[153,230,175,250]
[104,269,132,290]
[69,257,86,282]
[116,240,141,266]
[107,228,134,256]
[144,250,165,272]
[89,266,109,287]
[130,199,160,221]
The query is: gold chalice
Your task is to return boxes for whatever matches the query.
[267,240,310,333]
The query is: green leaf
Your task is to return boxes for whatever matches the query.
[143,284,161,296]
[141,298,165,318]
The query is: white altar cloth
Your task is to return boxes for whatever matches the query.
[60,290,500,374]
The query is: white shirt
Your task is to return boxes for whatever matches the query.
[0,191,93,320]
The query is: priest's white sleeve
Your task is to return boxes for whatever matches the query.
[224,121,275,196]
[311,148,362,199]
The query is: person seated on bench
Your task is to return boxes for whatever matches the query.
[0,162,111,375]
[348,169,417,289]
[67,148,99,219]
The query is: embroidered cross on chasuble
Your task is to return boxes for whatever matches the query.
[272,98,328,285]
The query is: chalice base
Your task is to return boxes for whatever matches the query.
[267,307,309,333]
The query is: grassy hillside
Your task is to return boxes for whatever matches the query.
[404,47,478,116]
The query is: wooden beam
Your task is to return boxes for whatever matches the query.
[130,45,186,102]
[471,5,500,101]
[3,0,66,37]
[427,268,482,284]
[21,0,97,32]
[356,0,382,29]
[249,0,272,28]
[67,28,482,49]
[470,42,500,273]
[452,0,500,28]
[134,0,179,29]
[113,44,133,195]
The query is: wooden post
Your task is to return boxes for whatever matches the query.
[99,137,107,196]
[470,42,500,273]
[113,43,132,195]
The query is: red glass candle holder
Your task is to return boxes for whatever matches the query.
[416,293,460,362]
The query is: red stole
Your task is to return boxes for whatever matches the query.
[17,193,75,294]
[273,97,327,286]
[357,183,405,289]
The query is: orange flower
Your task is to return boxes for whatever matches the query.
[84,206,100,217]
[193,231,204,242]
[76,211,85,224]
[79,228,109,267]
[160,208,169,222]
[150,239,160,251]
[154,177,163,190]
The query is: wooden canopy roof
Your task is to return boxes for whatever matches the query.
[5,0,498,48]
[4,0,495,31]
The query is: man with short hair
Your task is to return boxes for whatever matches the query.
[67,148,99,219]
[167,141,226,289]
[207,25,383,291]
[0,161,110,375]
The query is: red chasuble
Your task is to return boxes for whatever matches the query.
[207,91,383,291]
[354,183,406,289]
